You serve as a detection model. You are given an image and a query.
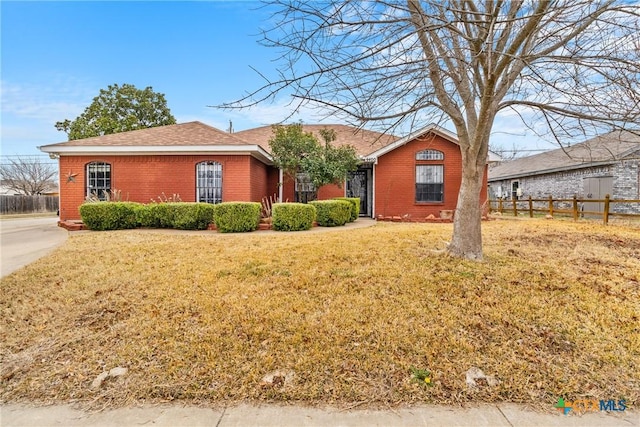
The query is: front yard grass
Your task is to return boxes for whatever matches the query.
[1,219,638,409]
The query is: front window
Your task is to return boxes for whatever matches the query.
[295,173,316,203]
[196,161,222,204]
[416,149,444,160]
[416,165,444,202]
[86,162,111,200]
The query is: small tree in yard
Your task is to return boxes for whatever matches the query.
[224,1,640,261]
[304,128,359,190]
[55,83,176,140]
[269,124,360,202]
[0,157,57,195]
[269,124,319,178]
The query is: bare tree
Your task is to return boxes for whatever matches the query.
[488,143,535,161]
[0,157,57,195]
[224,1,640,260]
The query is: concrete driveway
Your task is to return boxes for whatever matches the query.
[0,215,68,278]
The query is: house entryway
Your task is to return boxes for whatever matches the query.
[347,166,373,217]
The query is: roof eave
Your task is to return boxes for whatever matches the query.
[39,145,274,165]
[488,160,616,182]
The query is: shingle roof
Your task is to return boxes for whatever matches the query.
[41,121,251,148]
[489,130,640,181]
[234,124,398,157]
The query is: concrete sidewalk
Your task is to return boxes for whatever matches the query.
[0,215,67,278]
[1,403,637,427]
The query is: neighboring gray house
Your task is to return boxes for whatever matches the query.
[488,131,640,214]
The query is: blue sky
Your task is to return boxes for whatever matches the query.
[1,1,553,158]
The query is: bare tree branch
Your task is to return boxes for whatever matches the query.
[217,0,640,260]
[0,157,58,195]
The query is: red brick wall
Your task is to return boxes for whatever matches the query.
[249,157,269,203]
[281,175,296,202]
[58,154,260,221]
[374,133,487,219]
[279,175,344,202]
[318,184,345,199]
[266,167,280,201]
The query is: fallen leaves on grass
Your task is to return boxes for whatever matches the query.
[1,219,638,409]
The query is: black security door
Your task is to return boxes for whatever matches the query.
[347,170,368,216]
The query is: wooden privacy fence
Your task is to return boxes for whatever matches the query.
[0,195,59,215]
[489,195,640,225]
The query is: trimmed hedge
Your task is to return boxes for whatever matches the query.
[145,203,175,228]
[333,197,360,222]
[82,202,215,231]
[135,203,170,228]
[80,202,140,231]
[135,203,215,230]
[213,202,261,233]
[309,200,352,227]
[172,203,216,230]
[134,204,158,228]
[272,203,316,231]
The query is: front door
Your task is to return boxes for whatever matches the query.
[347,169,369,216]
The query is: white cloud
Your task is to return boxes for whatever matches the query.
[209,97,346,131]
[1,77,95,124]
[0,77,99,154]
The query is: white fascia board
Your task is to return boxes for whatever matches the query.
[359,156,378,164]
[39,145,273,164]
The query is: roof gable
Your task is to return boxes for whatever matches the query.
[366,124,459,160]
[489,130,640,181]
[234,124,398,157]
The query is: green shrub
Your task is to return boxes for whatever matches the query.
[272,203,316,231]
[309,200,352,227]
[172,203,215,230]
[145,203,175,228]
[213,202,261,233]
[333,197,360,222]
[134,204,155,228]
[135,203,215,230]
[80,202,140,231]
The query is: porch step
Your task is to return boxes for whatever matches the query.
[58,220,87,231]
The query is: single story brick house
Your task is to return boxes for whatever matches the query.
[488,130,640,214]
[39,121,491,222]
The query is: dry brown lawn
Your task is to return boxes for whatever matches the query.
[1,219,638,409]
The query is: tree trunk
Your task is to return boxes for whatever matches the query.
[448,154,484,261]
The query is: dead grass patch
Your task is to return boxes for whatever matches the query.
[1,220,638,409]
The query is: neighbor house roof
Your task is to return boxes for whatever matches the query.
[489,130,640,181]
[39,121,273,164]
[234,124,399,158]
